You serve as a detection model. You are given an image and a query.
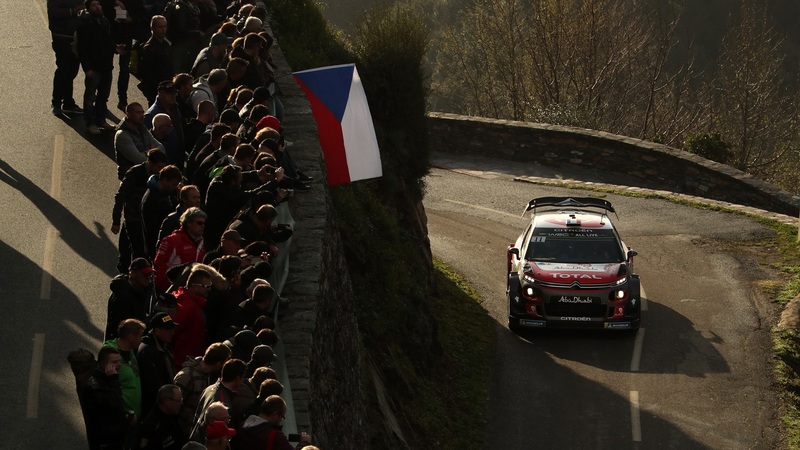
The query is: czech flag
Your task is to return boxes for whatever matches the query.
[293,64,383,186]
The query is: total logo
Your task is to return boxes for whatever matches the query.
[548,273,603,280]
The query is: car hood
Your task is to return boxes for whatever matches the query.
[529,261,624,284]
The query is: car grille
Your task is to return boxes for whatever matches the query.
[537,280,620,289]
[544,303,607,318]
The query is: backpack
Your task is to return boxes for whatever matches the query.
[128,39,146,80]
[67,348,96,400]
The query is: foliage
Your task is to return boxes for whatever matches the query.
[684,132,733,164]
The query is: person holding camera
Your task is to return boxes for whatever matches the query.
[234,395,312,450]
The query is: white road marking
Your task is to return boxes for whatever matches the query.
[27,333,46,419]
[630,390,642,442]
[444,199,521,219]
[630,327,645,372]
[640,285,648,311]
[40,136,64,300]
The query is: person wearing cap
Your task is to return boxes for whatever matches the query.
[137,384,187,450]
[192,32,231,79]
[236,395,312,450]
[204,420,236,450]
[105,257,155,341]
[145,81,186,168]
[138,14,175,104]
[138,312,178,416]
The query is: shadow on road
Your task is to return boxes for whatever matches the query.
[0,158,118,278]
[0,240,101,448]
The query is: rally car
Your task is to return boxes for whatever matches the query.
[507,197,641,332]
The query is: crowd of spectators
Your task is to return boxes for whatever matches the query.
[48,0,319,448]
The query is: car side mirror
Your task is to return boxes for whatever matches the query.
[509,248,520,258]
[627,250,638,259]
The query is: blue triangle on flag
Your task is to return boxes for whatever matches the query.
[294,64,354,122]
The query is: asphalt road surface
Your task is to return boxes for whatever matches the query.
[1,2,146,448]
[424,165,782,449]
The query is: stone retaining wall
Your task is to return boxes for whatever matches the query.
[270,35,369,449]
[427,112,800,217]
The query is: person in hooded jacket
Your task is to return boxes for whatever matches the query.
[115,102,166,180]
[105,258,154,340]
[171,268,213,369]
[173,342,231,437]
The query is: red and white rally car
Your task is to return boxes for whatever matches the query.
[507,197,641,332]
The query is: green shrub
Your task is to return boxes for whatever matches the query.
[685,132,734,164]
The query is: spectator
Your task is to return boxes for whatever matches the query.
[192,359,246,440]
[159,184,202,243]
[203,229,244,264]
[229,283,273,331]
[204,420,236,450]
[194,134,240,196]
[187,123,231,182]
[47,0,85,116]
[237,104,269,144]
[174,343,231,437]
[235,396,312,450]
[138,14,175,103]
[153,207,207,292]
[185,100,216,158]
[190,401,231,444]
[137,384,187,450]
[103,318,146,423]
[105,257,154,341]
[192,32,232,78]
[112,149,169,274]
[100,0,146,112]
[141,164,182,258]
[137,312,178,416]
[146,82,186,167]
[76,0,119,135]
[238,377,283,425]
[115,102,165,180]
[256,327,278,347]
[163,0,204,73]
[222,329,260,362]
[244,344,275,379]
[173,72,195,120]
[205,255,244,343]
[170,268,213,367]
[229,33,267,89]
[81,347,128,450]
[189,69,228,114]
[237,86,270,121]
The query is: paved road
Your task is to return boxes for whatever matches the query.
[0,2,146,448]
[424,158,783,449]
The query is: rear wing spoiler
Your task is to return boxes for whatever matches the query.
[522,197,616,217]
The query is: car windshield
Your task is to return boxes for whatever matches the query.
[525,228,624,263]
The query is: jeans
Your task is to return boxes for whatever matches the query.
[117,48,131,104]
[83,69,113,126]
[51,37,80,108]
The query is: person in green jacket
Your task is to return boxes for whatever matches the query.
[103,318,145,420]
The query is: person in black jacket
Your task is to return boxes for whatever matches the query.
[76,0,120,134]
[105,258,154,340]
[81,347,129,450]
[136,384,186,450]
[47,0,85,116]
[235,396,312,450]
[141,164,182,257]
[158,184,202,244]
[112,149,168,273]
[138,15,175,104]
[137,312,177,417]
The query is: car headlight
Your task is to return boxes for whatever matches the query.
[610,289,626,301]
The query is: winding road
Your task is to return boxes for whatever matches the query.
[424,161,782,449]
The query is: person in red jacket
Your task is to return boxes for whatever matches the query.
[171,268,213,370]
[153,207,207,292]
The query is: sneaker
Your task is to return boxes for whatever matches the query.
[297,171,314,182]
[51,106,63,116]
[87,124,102,135]
[62,104,84,114]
